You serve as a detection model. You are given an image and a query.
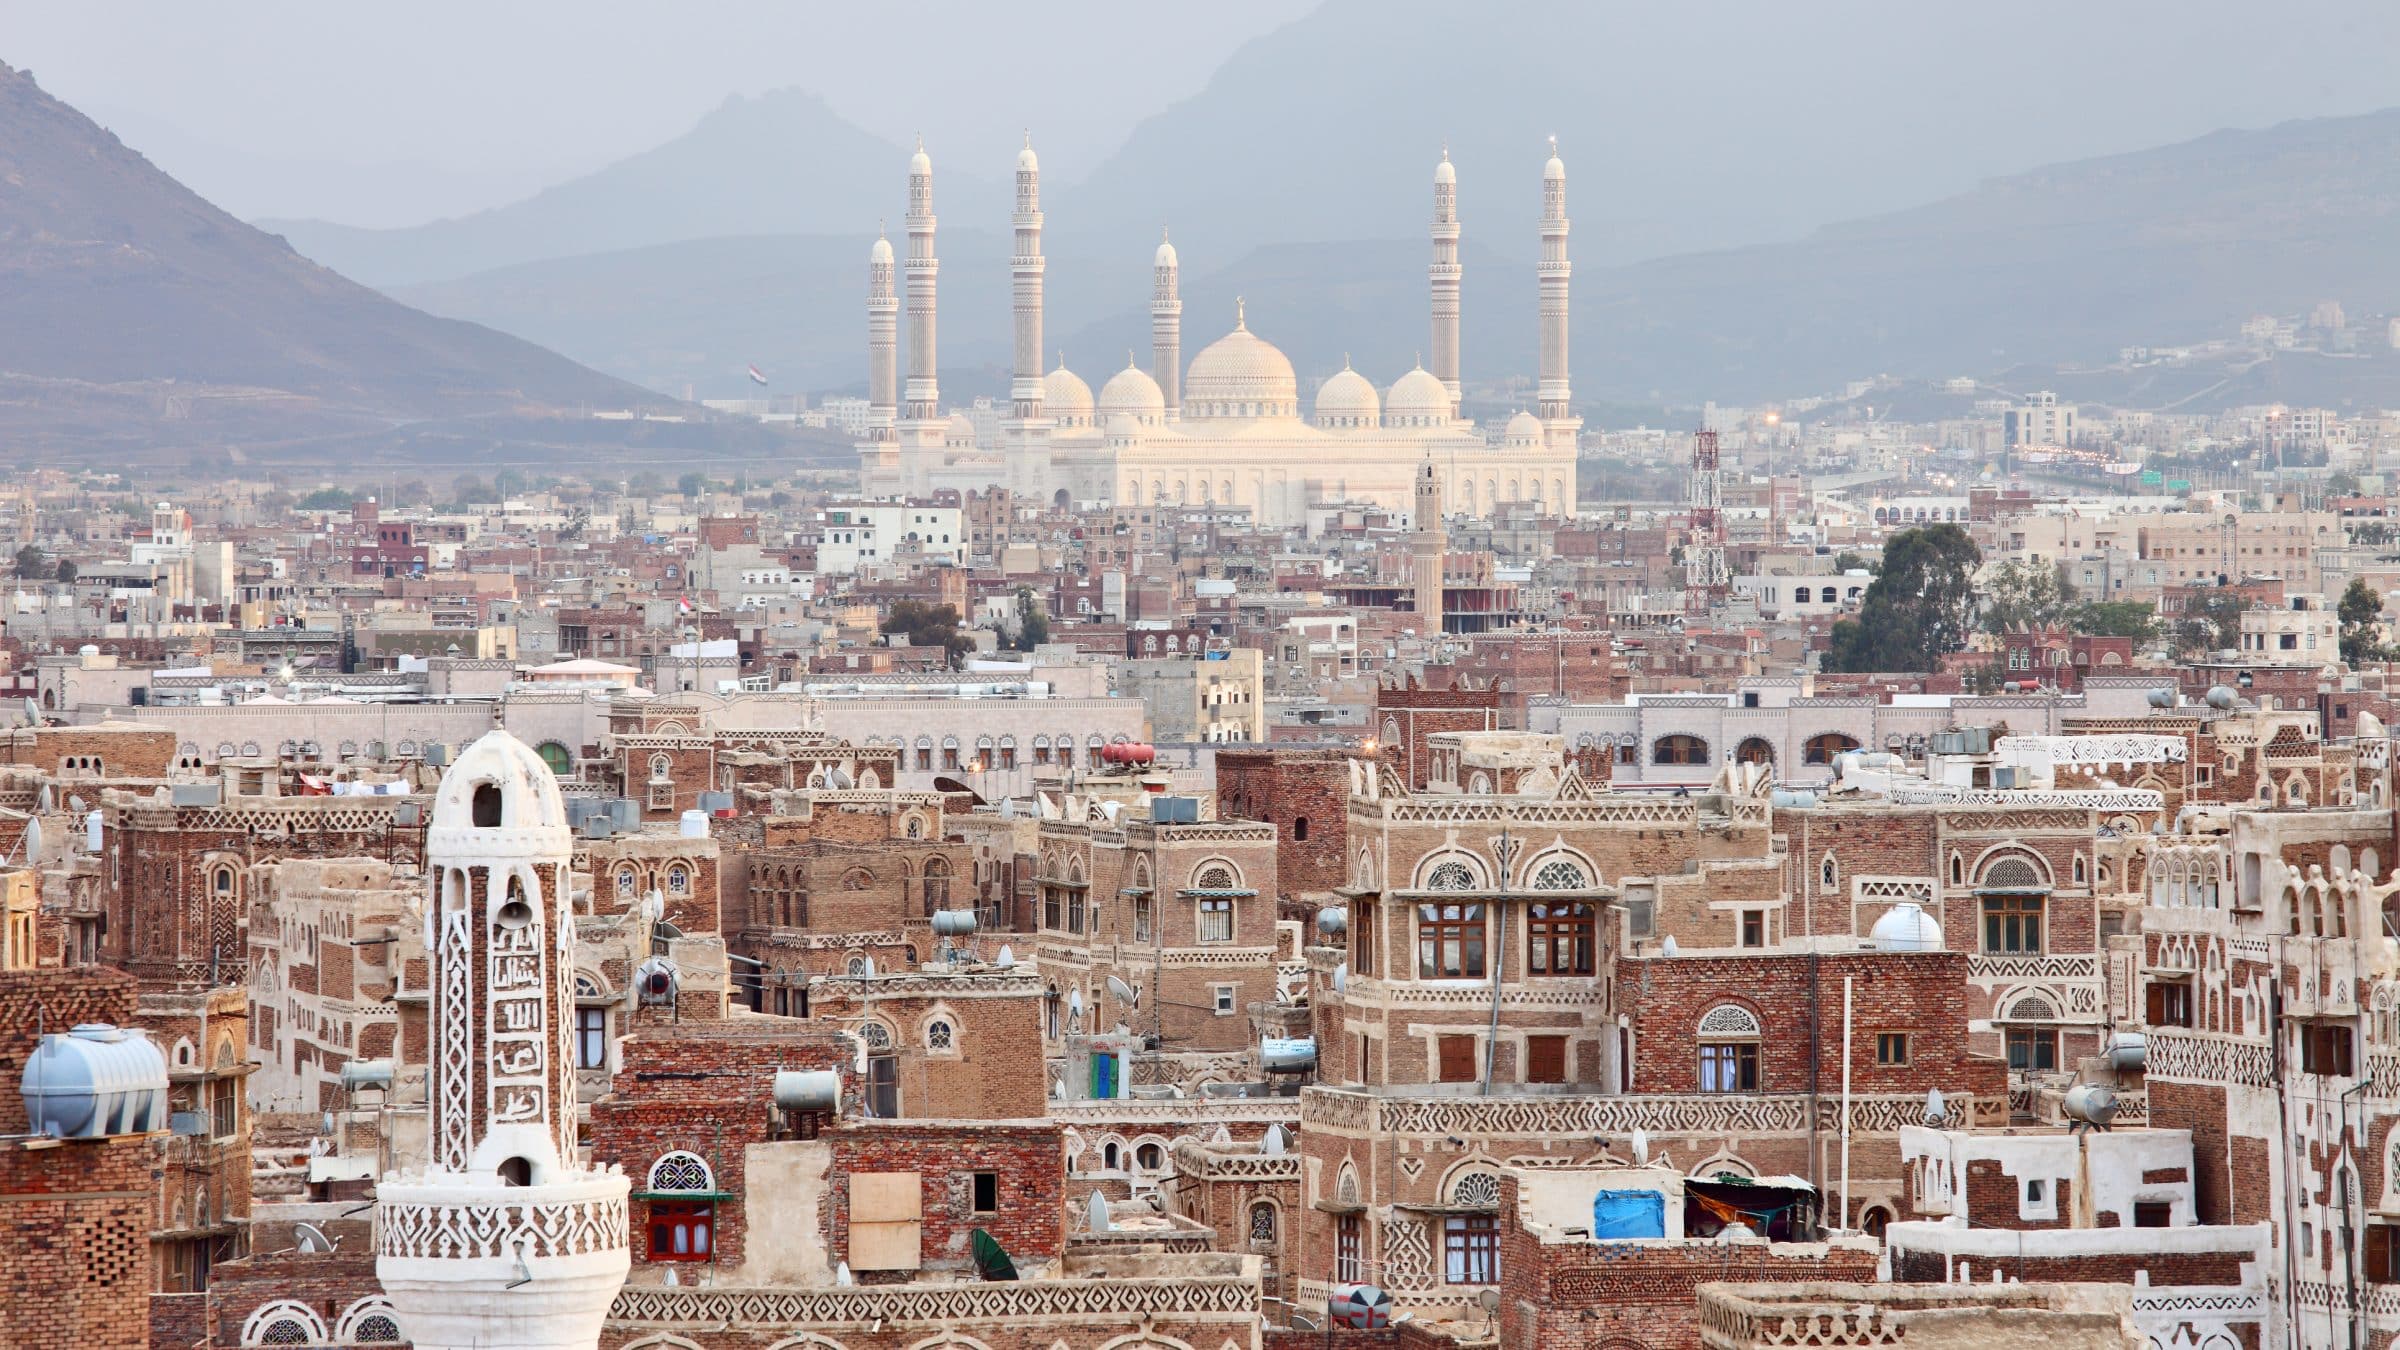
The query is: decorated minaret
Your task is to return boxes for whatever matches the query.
[903,136,941,425]
[377,730,630,1350]
[1152,228,1182,422]
[1537,137,1581,453]
[1430,148,1462,419]
[867,229,898,444]
[1412,456,1446,638]
[1006,134,1053,495]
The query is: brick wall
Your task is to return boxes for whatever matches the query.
[0,1132,162,1350]
[0,966,138,1134]
[2148,1080,2231,1225]
[1215,747,1351,897]
[824,1121,1065,1277]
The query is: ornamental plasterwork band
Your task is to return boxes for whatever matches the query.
[378,1195,629,1261]
[1894,787,2165,811]
[1301,1090,1975,1138]
[607,1275,1260,1327]
[1050,1099,1302,1125]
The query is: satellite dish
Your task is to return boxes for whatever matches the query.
[1050,1081,1065,1100]
[321,1111,336,1135]
[20,818,39,861]
[67,794,85,813]
[832,767,854,788]
[22,697,38,727]
[835,1261,854,1286]
[1333,962,1347,993]
[1088,1190,1112,1233]
[1106,975,1139,1006]
[1477,1289,1502,1315]
[993,944,1015,969]
[293,1222,334,1254]
[859,956,875,977]
[34,784,51,814]
[1632,1128,1649,1163]
[1925,1088,1947,1124]
[1261,1124,1287,1155]
[1660,935,1680,957]
[83,810,100,854]
[1000,798,1016,819]
[1068,987,1084,1016]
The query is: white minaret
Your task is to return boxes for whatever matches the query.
[377,730,630,1350]
[1009,133,1046,424]
[1537,137,1580,452]
[1430,148,1462,419]
[1152,229,1182,422]
[903,136,940,424]
[867,228,898,445]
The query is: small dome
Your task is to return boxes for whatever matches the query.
[1314,362,1380,429]
[1434,150,1455,186]
[1155,231,1178,270]
[870,235,893,265]
[429,730,570,835]
[1098,361,1165,425]
[1543,139,1565,181]
[1044,365,1093,427]
[1503,410,1542,444]
[910,136,932,176]
[1869,901,1943,953]
[1184,304,1298,419]
[1017,136,1039,173]
[1385,366,1451,428]
[944,412,977,442]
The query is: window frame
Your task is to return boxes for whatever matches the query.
[1981,893,2045,954]
[1698,1041,1760,1093]
[646,1199,716,1263]
[1526,901,1596,976]
[1417,902,1488,979]
[1442,1213,1499,1284]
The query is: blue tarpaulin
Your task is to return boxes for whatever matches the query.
[1592,1189,1665,1238]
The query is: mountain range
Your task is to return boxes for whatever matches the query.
[380,106,2400,412]
[0,60,685,461]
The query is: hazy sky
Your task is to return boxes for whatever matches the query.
[1,0,1306,226]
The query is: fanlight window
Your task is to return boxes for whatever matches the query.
[1249,1201,1278,1243]
[926,1018,955,1051]
[1529,858,1589,890]
[860,1021,894,1050]
[2005,993,2059,1022]
[350,1314,401,1343]
[1423,860,1477,891]
[1451,1171,1501,1208]
[1981,856,2045,891]
[1697,1004,1763,1038]
[647,1150,715,1193]
[1193,863,1238,891]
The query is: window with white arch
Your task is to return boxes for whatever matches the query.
[1697,1003,1762,1093]
[647,1150,715,1194]
[1529,857,1590,890]
[1420,857,1480,891]
[243,1301,327,1347]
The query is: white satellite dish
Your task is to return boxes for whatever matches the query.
[1088,1190,1112,1233]
[859,955,875,977]
[1925,1088,1947,1123]
[1000,798,1016,819]
[34,784,51,814]
[22,697,38,727]
[992,944,1015,969]
[1632,1128,1649,1163]
[83,809,100,853]
[1106,975,1139,1006]
[1261,1125,1287,1156]
[293,1222,334,1254]
[1068,987,1084,1016]
[1660,934,1680,957]
[67,794,85,813]
[20,818,39,861]
[835,1261,854,1286]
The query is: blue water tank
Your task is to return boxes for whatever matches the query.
[21,1024,169,1138]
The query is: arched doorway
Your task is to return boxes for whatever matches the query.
[1802,732,1861,766]
[1734,737,1775,767]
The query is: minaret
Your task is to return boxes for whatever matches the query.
[1430,148,1462,419]
[1412,457,1446,638]
[904,136,940,423]
[377,730,629,1350]
[1008,133,1046,425]
[1152,228,1182,422]
[867,228,898,444]
[1537,137,1581,452]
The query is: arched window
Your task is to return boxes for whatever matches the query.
[648,752,672,781]
[1820,853,1839,891]
[244,1303,328,1347]
[647,1150,715,1194]
[535,741,573,775]
[1652,734,1709,766]
[1249,1200,1278,1243]
[1697,1003,1762,1093]
[1802,732,1861,766]
[1192,862,1239,892]
[1451,1169,1502,1208]
[925,1017,955,1052]
[1734,737,1775,766]
[1530,857,1590,890]
[664,864,691,895]
[1420,856,1481,891]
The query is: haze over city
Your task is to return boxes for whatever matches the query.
[5,6,2400,1350]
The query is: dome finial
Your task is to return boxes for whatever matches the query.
[1344,353,1352,371]
[1024,128,1031,148]
[1235,296,1246,330]
[1441,142,1450,162]
[916,132,925,152]
[1127,349,1137,369]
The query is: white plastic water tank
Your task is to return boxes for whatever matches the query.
[1869,901,1944,952]
[21,1024,169,1138]
[678,809,710,838]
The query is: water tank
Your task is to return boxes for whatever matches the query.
[2105,1033,2146,1071]
[1769,789,1819,809]
[678,809,710,839]
[2205,686,2238,711]
[931,909,978,937]
[1315,906,1348,937]
[1869,901,1943,952]
[2146,688,2177,710]
[21,1024,168,1138]
[1328,1283,1393,1330]
[2061,1083,2118,1128]
[1259,1037,1317,1072]
[337,1059,394,1092]
[635,955,680,1006]
[772,1070,841,1113]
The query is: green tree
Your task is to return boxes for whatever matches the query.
[1979,559,2078,635]
[2339,577,2386,665]
[678,472,709,498]
[2173,592,2246,661]
[451,474,495,505]
[2327,470,2362,498]
[12,544,45,579]
[494,467,529,499]
[1009,586,1051,651]
[51,559,76,585]
[2354,520,2396,547]
[628,471,665,497]
[2069,600,2159,643]
[1832,551,1877,576]
[297,487,357,511]
[1822,524,1982,673]
[881,600,972,668]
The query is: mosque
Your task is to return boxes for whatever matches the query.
[856,137,1581,527]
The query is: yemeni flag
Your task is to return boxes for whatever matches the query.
[747,364,769,386]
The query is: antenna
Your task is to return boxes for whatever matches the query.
[293,1222,335,1254]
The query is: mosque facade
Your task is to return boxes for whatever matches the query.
[857,140,1581,527]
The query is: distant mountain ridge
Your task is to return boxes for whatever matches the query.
[0,60,666,454]
[388,105,2400,410]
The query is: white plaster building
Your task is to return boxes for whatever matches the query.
[858,141,1578,526]
[375,729,630,1350]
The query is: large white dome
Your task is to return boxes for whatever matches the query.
[1869,901,1943,952]
[1098,361,1165,426]
[1184,305,1298,420]
[1314,362,1380,430]
[1385,366,1450,429]
[1502,410,1542,446]
[1044,365,1094,429]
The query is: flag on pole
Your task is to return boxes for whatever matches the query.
[679,595,693,615]
[747,364,769,386]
